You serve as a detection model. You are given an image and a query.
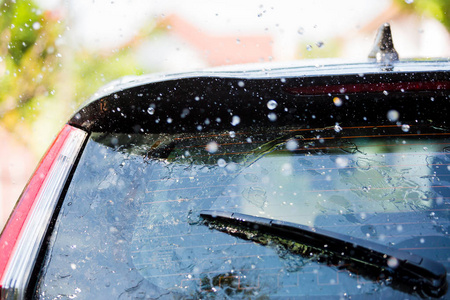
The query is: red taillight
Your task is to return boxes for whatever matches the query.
[0,125,86,300]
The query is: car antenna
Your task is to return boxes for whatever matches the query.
[368,23,399,68]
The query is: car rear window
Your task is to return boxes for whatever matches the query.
[32,125,450,299]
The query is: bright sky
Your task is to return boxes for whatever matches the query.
[38,0,391,50]
[35,0,450,71]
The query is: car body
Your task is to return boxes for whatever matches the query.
[1,25,450,299]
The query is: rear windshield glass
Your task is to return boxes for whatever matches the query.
[34,125,450,299]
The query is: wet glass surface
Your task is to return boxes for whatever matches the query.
[34,125,450,299]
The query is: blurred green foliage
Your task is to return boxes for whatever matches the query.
[72,50,144,106]
[395,0,450,31]
[0,0,62,126]
[0,0,145,154]
[1,0,40,65]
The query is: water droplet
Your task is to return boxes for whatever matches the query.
[268,112,277,121]
[231,115,240,126]
[217,158,227,167]
[181,108,190,118]
[362,186,371,193]
[238,81,245,87]
[167,117,173,123]
[306,44,312,51]
[333,97,343,107]
[334,124,342,132]
[32,22,41,30]
[404,0,413,3]
[383,90,389,95]
[281,163,293,176]
[267,99,278,110]
[206,141,219,153]
[286,139,298,151]
[226,162,237,172]
[229,131,236,138]
[242,187,267,208]
[387,257,399,268]
[335,157,349,168]
[147,107,155,115]
[387,110,399,122]
[401,124,410,132]
[297,27,304,35]
[316,41,324,48]
[420,238,425,244]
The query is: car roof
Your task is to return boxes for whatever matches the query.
[68,58,449,134]
[83,59,450,107]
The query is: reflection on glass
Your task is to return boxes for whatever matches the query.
[35,125,450,299]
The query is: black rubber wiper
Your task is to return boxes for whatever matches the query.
[200,210,448,298]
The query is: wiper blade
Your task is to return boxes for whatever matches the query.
[200,210,447,297]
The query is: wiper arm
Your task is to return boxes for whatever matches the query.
[200,210,447,297]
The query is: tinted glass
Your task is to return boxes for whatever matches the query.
[33,125,450,299]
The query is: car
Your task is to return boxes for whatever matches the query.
[0,23,449,299]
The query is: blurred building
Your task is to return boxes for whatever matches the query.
[135,14,274,72]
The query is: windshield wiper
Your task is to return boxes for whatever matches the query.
[200,209,447,298]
